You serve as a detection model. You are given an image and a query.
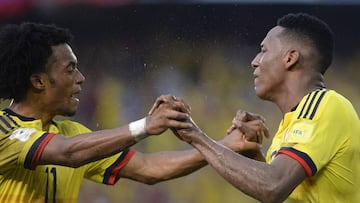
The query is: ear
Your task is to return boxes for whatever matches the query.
[30,73,46,90]
[284,49,299,70]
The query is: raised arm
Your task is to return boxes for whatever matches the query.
[39,95,191,168]
[117,104,274,184]
[115,102,269,185]
[175,118,307,203]
[117,149,206,185]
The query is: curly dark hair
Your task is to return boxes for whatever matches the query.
[0,22,73,102]
[277,13,334,75]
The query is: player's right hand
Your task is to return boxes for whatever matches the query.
[145,95,192,136]
[226,110,269,144]
[148,94,191,115]
[221,127,262,153]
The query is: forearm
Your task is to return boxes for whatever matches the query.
[149,149,207,181]
[218,138,266,162]
[241,150,266,162]
[190,132,284,203]
[121,149,207,185]
[41,125,139,167]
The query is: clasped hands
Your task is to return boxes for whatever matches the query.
[147,95,269,154]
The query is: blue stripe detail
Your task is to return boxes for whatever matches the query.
[0,116,13,129]
[0,115,17,134]
[297,93,312,119]
[0,124,8,134]
[103,148,130,184]
[302,90,320,119]
[24,132,50,169]
[270,150,277,159]
[4,113,20,127]
[3,108,35,121]
[309,90,327,119]
[280,147,317,175]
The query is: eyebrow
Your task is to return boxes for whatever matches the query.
[66,61,77,68]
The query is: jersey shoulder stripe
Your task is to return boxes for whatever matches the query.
[0,112,20,134]
[24,132,56,170]
[103,148,135,185]
[297,91,312,119]
[309,90,327,119]
[278,147,317,176]
[297,88,328,120]
[0,124,8,134]
[302,89,321,119]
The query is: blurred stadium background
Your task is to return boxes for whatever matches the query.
[0,1,359,203]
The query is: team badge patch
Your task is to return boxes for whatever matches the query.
[285,122,315,143]
[9,128,36,142]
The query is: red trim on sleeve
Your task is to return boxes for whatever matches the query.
[107,149,136,185]
[277,150,313,176]
[30,133,56,170]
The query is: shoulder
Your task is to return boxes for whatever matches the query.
[0,110,21,135]
[52,119,92,135]
[295,89,357,121]
[318,90,358,120]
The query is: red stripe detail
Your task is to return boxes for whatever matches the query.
[107,149,136,185]
[30,133,56,170]
[277,150,313,177]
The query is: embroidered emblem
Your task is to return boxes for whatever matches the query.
[285,122,314,143]
[9,128,36,142]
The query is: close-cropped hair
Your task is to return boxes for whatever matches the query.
[277,13,334,75]
[0,22,73,102]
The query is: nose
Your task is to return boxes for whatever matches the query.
[75,69,86,84]
[251,54,260,69]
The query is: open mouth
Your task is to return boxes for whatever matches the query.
[71,95,79,102]
[71,90,81,102]
[253,71,258,78]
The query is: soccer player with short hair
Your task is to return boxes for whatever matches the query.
[174,13,360,202]
[0,22,262,202]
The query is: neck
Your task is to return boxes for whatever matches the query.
[275,73,325,115]
[8,101,55,131]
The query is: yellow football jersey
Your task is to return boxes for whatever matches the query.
[266,88,360,202]
[0,109,135,203]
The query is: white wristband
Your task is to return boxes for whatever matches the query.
[129,117,147,142]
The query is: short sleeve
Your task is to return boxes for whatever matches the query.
[277,92,352,177]
[83,148,135,185]
[0,127,55,171]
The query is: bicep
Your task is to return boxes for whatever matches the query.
[40,134,69,165]
[40,133,94,167]
[117,151,150,182]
